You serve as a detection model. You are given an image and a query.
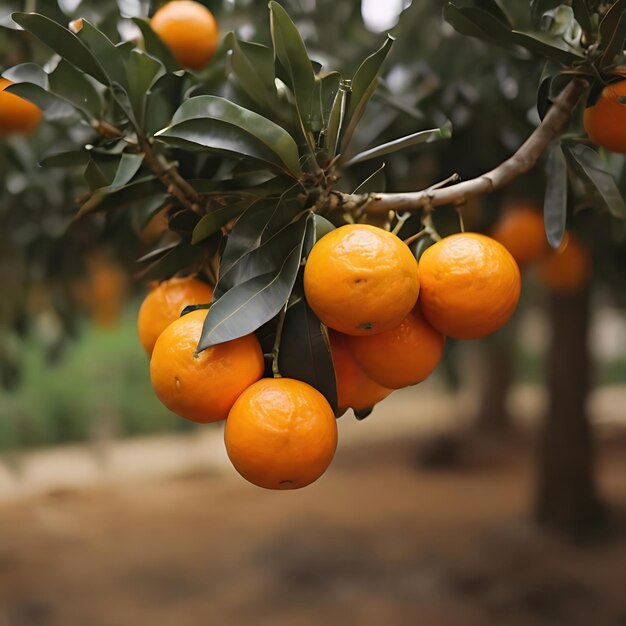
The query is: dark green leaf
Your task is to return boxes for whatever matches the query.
[1,63,46,87]
[108,153,144,189]
[163,96,301,177]
[11,12,109,85]
[48,59,102,119]
[224,33,278,111]
[132,18,179,72]
[197,222,307,349]
[279,274,338,412]
[344,124,451,166]
[269,0,318,133]
[544,143,568,248]
[566,143,626,219]
[191,202,248,244]
[325,83,348,157]
[572,0,593,41]
[341,35,394,152]
[139,241,203,282]
[126,49,166,127]
[76,20,128,88]
[4,83,75,119]
[76,178,167,218]
[600,6,626,66]
[40,149,90,168]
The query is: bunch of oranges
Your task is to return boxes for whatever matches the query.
[140,223,524,490]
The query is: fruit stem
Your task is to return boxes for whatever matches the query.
[271,304,288,378]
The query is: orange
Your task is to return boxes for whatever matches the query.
[225,377,337,490]
[536,232,591,294]
[73,254,128,328]
[137,275,213,355]
[583,79,626,153]
[151,0,219,70]
[69,18,83,33]
[418,233,521,340]
[329,331,392,412]
[0,77,42,136]
[150,309,264,423]
[491,203,550,267]
[349,307,444,389]
[304,224,420,336]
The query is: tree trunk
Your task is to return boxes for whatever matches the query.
[535,286,605,534]
[474,338,514,434]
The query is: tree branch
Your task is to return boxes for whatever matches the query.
[339,78,588,215]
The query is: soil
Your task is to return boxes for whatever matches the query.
[1,435,626,626]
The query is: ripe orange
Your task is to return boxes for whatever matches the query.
[536,232,591,294]
[151,0,219,70]
[349,308,444,389]
[304,224,420,336]
[418,233,521,340]
[583,79,626,153]
[0,77,42,136]
[150,309,264,423]
[225,377,337,490]
[491,203,550,267]
[137,275,213,355]
[329,331,392,412]
[73,254,128,328]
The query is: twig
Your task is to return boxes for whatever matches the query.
[339,79,588,215]
[271,303,288,378]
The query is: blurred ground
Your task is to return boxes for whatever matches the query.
[1,397,626,626]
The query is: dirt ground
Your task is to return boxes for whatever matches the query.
[1,432,626,626]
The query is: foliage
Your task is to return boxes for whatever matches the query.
[1,0,626,410]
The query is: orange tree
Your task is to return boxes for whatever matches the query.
[1,0,626,515]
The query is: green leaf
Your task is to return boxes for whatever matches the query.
[139,241,203,282]
[197,218,308,349]
[163,96,301,177]
[76,20,128,88]
[269,0,317,132]
[224,33,278,111]
[279,273,338,412]
[325,83,348,157]
[126,49,166,127]
[191,202,249,244]
[345,125,451,166]
[1,63,47,87]
[4,83,75,119]
[341,35,394,153]
[217,216,307,297]
[108,153,145,189]
[11,12,109,85]
[443,4,585,64]
[543,143,568,248]
[132,17,179,72]
[565,143,626,220]
[40,149,90,168]
[48,59,102,119]
[76,178,167,218]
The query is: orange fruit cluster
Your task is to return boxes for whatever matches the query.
[141,222,525,492]
[139,276,336,490]
[491,203,591,294]
[304,223,520,411]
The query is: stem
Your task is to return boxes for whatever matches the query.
[271,303,288,378]
[403,229,429,246]
[339,79,587,215]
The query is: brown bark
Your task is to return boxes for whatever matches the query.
[535,286,605,534]
[474,339,514,434]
